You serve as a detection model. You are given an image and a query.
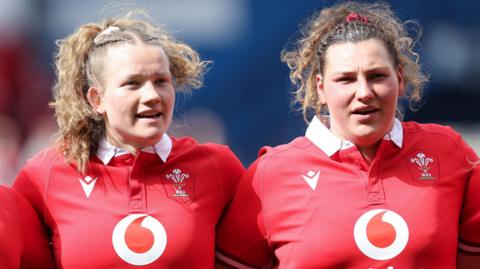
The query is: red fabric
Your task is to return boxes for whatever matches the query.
[14,136,244,269]
[216,122,479,268]
[0,186,54,269]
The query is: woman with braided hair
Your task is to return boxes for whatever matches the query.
[13,13,244,268]
[216,1,479,268]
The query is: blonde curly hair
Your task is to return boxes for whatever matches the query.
[281,1,429,122]
[50,14,208,173]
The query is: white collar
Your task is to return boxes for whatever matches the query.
[305,116,403,157]
[96,133,172,164]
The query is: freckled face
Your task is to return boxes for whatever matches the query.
[316,39,405,146]
[89,44,175,150]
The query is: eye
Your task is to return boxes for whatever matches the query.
[154,78,167,86]
[335,76,355,84]
[154,75,171,86]
[369,73,387,81]
[123,80,140,87]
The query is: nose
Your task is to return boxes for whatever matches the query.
[141,82,161,104]
[356,77,374,101]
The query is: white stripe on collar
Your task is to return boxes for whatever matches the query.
[96,133,172,165]
[305,116,403,157]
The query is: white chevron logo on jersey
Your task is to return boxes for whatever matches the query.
[79,176,98,198]
[302,170,320,191]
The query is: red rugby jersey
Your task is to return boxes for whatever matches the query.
[0,186,54,269]
[14,134,244,269]
[216,117,479,269]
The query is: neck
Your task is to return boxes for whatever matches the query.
[105,134,142,155]
[356,141,381,165]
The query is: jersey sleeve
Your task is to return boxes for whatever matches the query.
[13,168,47,220]
[458,137,480,254]
[11,188,55,269]
[216,158,273,268]
[216,145,245,207]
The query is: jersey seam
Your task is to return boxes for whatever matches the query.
[22,167,49,224]
[10,190,27,265]
[256,154,274,262]
[198,144,226,206]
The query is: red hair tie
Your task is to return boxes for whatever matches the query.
[346,12,368,23]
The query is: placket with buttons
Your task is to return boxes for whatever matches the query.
[338,140,389,206]
[128,152,148,212]
[366,141,389,206]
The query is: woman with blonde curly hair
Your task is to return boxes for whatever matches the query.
[216,1,479,268]
[13,13,244,268]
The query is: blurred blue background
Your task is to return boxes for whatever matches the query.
[0,0,479,184]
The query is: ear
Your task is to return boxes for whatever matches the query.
[316,74,326,105]
[86,86,105,114]
[396,65,405,96]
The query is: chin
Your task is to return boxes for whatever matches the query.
[135,130,163,144]
[350,129,383,145]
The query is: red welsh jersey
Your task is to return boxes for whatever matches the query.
[0,186,54,269]
[14,135,244,269]
[216,117,479,269]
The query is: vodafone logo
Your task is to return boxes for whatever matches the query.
[354,209,409,260]
[112,214,167,266]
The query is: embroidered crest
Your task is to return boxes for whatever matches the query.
[406,151,439,184]
[166,168,190,197]
[162,167,194,203]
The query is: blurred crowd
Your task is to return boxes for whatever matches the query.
[0,35,56,184]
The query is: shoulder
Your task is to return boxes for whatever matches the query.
[402,121,477,164]
[171,136,240,160]
[21,146,65,171]
[0,186,33,220]
[403,121,463,142]
[0,185,15,205]
[249,136,325,183]
[402,121,470,151]
[0,187,31,213]
[14,146,68,196]
[258,136,321,162]
[170,137,244,204]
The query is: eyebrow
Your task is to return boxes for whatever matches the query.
[122,70,171,79]
[331,66,390,76]
[364,66,390,73]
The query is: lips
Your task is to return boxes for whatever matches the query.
[135,112,161,119]
[351,107,379,115]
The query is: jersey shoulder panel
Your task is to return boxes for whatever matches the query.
[198,142,245,205]
[168,136,197,156]
[21,147,68,178]
[402,121,478,163]
[259,136,321,158]
[403,121,463,144]
[13,147,68,222]
[170,136,245,206]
